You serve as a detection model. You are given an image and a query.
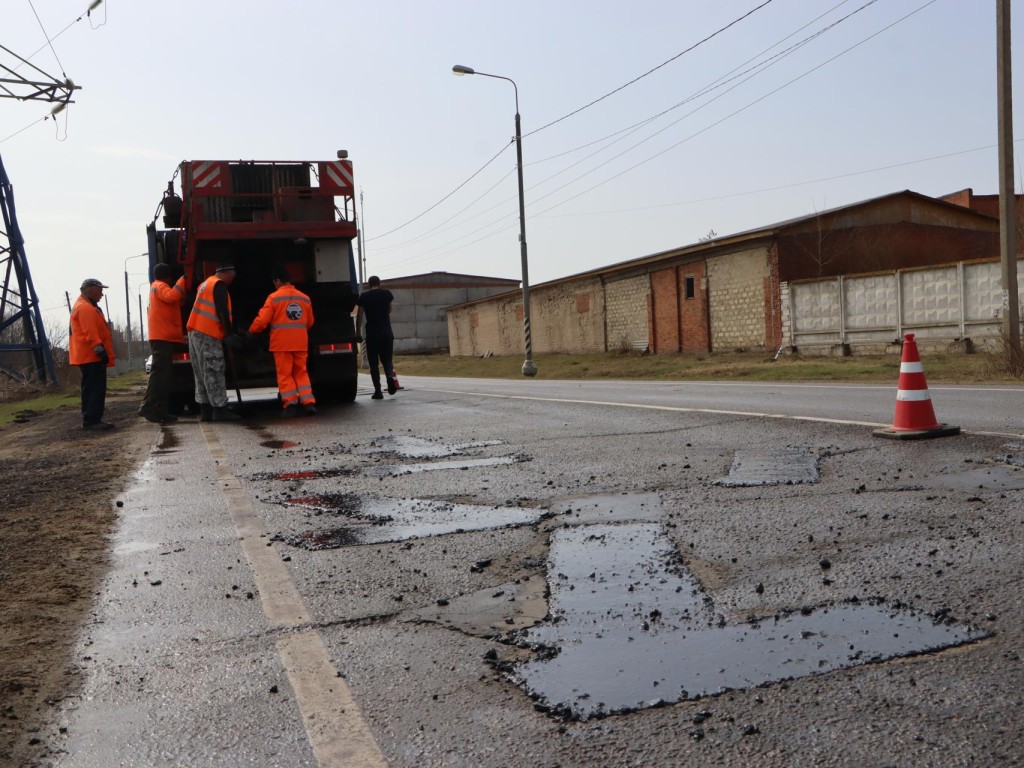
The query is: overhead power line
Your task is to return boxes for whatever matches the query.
[530,0,939,220]
[539,142,1009,219]
[380,0,942,272]
[370,167,516,253]
[26,0,67,77]
[526,0,862,168]
[369,1,775,245]
[523,0,776,139]
[366,140,512,241]
[379,0,876,255]
[518,0,883,215]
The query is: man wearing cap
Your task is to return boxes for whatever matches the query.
[138,263,186,424]
[249,264,317,417]
[69,278,116,430]
[186,263,241,421]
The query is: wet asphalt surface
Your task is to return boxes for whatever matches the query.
[49,376,1023,767]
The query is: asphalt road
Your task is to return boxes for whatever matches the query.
[404,376,1024,439]
[50,376,1024,767]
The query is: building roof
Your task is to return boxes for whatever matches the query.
[445,188,1001,311]
[377,271,520,289]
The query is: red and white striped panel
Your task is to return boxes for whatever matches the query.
[191,161,225,189]
[319,160,354,195]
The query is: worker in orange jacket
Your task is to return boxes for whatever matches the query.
[69,278,116,431]
[249,264,316,417]
[186,263,241,422]
[138,263,186,424]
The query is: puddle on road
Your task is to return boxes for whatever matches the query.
[922,463,1024,493]
[251,467,357,481]
[274,496,546,548]
[280,492,362,515]
[714,447,820,487]
[364,435,504,458]
[363,455,524,477]
[508,523,988,720]
[550,493,664,524]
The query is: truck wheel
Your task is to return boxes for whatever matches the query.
[339,378,358,403]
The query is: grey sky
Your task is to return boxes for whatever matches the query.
[1,1,1016,332]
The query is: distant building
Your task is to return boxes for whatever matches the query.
[446,189,1024,357]
[376,271,520,353]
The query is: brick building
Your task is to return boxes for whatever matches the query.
[446,189,1014,356]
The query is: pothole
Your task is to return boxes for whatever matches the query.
[714,447,820,487]
[506,523,988,720]
[273,496,547,548]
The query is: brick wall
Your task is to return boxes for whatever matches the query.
[605,275,650,351]
[707,247,771,350]
[651,268,680,352]
[448,295,521,356]
[679,261,709,353]
[530,277,606,353]
[447,277,606,355]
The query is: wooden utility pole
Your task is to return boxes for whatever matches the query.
[997,0,1022,362]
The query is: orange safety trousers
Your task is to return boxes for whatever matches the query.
[274,351,315,407]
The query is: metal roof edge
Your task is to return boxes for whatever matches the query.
[443,189,1001,312]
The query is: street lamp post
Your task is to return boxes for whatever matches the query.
[124,252,148,366]
[453,64,537,377]
[137,281,150,345]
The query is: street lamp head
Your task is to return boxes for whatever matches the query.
[452,64,475,76]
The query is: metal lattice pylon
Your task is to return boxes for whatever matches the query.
[0,153,57,383]
[0,38,79,385]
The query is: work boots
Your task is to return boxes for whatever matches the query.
[211,406,241,421]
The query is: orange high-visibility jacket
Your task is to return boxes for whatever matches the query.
[69,295,115,367]
[249,285,314,352]
[186,275,232,340]
[147,276,187,343]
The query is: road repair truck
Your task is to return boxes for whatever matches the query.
[145,156,361,411]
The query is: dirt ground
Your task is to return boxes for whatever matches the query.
[0,389,154,768]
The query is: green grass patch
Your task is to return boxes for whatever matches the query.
[393,350,1019,384]
[0,371,146,428]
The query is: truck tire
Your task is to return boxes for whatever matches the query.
[339,377,358,403]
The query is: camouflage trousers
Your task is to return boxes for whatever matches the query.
[187,330,228,408]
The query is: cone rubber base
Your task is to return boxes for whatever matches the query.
[873,424,961,441]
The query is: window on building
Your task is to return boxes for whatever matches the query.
[576,294,590,313]
[684,275,696,300]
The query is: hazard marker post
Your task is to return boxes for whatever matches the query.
[873,334,960,440]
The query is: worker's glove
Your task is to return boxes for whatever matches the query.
[224,333,244,351]
[93,345,109,365]
[355,334,364,343]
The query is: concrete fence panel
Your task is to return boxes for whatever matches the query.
[786,257,1023,354]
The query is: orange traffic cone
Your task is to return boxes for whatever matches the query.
[874,333,959,440]
[391,369,403,390]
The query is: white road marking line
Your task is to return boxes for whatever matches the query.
[413,388,1024,440]
[416,388,886,427]
[278,631,389,766]
[201,424,387,768]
